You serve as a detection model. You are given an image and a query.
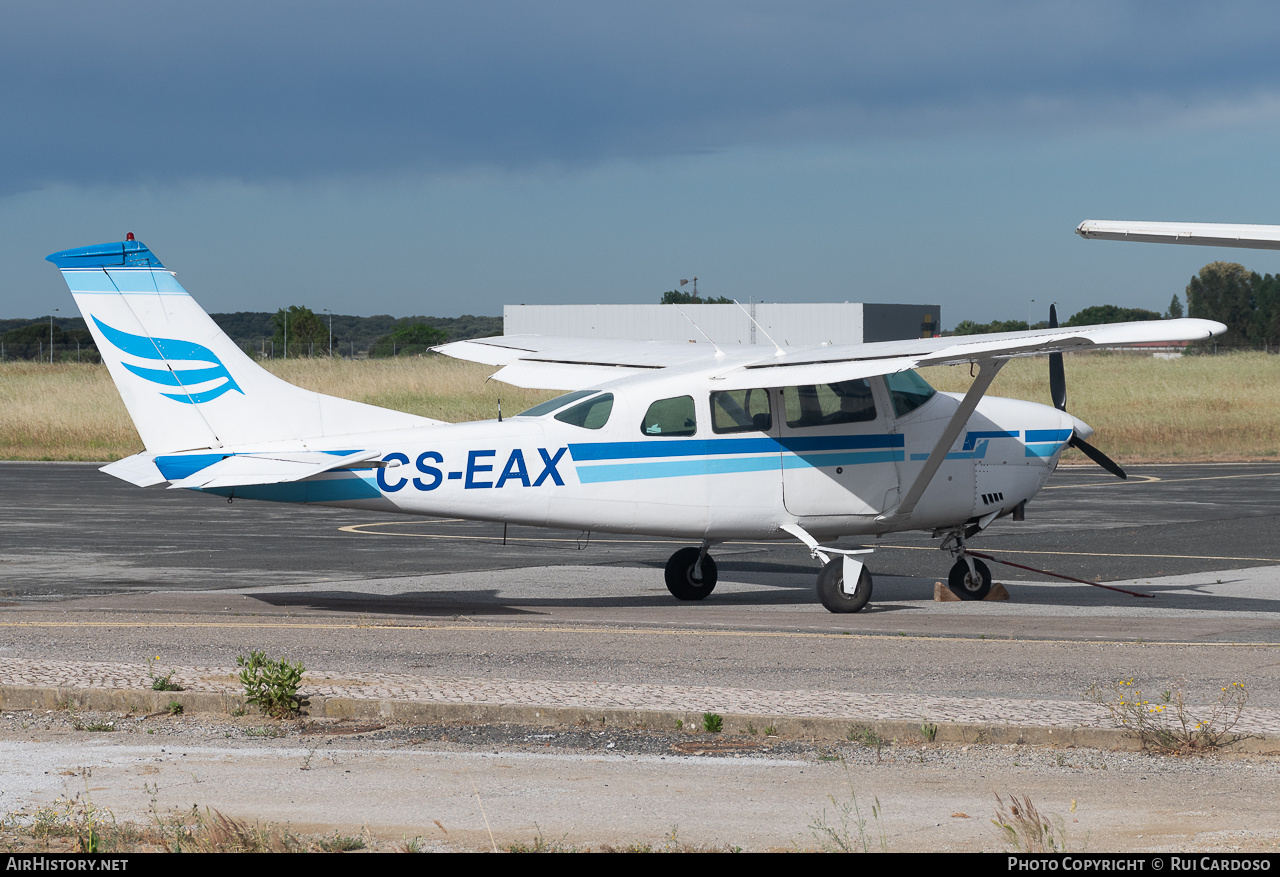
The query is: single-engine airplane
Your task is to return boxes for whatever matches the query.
[47,237,1224,612]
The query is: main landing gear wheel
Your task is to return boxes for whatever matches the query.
[816,558,873,613]
[948,557,992,601]
[665,547,718,601]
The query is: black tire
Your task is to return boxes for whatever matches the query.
[948,557,992,601]
[664,547,718,601]
[816,558,873,613]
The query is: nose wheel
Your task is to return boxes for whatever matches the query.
[665,546,718,600]
[817,557,873,613]
[947,556,992,601]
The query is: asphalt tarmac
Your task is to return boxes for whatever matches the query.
[6,460,1280,598]
[4,461,1280,850]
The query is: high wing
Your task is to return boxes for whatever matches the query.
[1076,220,1280,251]
[436,319,1226,391]
[434,335,718,389]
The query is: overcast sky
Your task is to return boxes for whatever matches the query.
[6,1,1280,326]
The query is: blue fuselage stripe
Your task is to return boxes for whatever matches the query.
[568,433,903,462]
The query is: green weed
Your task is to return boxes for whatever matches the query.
[146,656,184,692]
[236,651,309,719]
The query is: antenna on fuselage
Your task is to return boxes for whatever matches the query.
[733,300,785,357]
[672,305,725,357]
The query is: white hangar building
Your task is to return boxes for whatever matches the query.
[503,303,941,345]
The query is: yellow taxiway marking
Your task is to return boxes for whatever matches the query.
[1046,469,1280,489]
[0,620,1272,649]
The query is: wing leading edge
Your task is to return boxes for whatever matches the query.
[1077,220,1280,251]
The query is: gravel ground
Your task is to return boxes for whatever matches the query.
[4,708,1280,853]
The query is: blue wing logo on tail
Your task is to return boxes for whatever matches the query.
[93,317,244,404]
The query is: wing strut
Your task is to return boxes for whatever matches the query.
[877,358,1006,526]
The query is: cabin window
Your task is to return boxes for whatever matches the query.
[518,390,597,417]
[554,393,614,429]
[885,370,937,417]
[711,388,771,434]
[641,395,697,436]
[783,380,876,428]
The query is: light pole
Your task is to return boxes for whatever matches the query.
[49,308,58,363]
[324,309,333,357]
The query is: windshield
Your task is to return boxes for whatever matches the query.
[517,390,598,417]
[554,393,614,429]
[885,370,937,417]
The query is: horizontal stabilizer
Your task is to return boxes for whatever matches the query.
[100,452,168,487]
[1077,220,1280,251]
[166,449,381,490]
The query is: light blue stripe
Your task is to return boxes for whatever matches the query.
[576,449,901,483]
[1024,444,1063,457]
[64,271,120,293]
[569,433,903,462]
[577,455,779,483]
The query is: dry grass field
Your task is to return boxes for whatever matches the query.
[2,352,1278,462]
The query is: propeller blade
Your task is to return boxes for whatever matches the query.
[1070,435,1127,480]
[1048,304,1067,410]
[1049,353,1066,411]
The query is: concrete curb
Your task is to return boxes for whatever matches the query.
[5,683,1279,755]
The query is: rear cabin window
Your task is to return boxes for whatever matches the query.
[641,396,697,436]
[783,380,876,428]
[711,388,771,434]
[554,393,613,430]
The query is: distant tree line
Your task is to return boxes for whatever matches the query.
[0,311,502,361]
[952,304,1167,336]
[660,289,734,305]
[1184,262,1280,350]
[948,262,1280,351]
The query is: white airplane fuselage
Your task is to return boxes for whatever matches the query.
[152,369,1079,542]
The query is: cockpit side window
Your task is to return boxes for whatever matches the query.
[885,370,937,418]
[554,393,614,430]
[641,396,697,436]
[783,380,876,428]
[711,388,771,434]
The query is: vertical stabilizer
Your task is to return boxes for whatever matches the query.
[48,239,439,453]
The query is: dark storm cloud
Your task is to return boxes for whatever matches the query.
[4,1,1280,194]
